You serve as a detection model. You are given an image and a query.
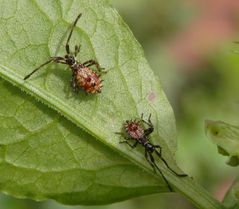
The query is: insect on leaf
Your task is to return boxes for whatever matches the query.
[0,0,222,208]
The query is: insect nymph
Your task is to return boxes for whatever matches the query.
[117,114,187,191]
[24,14,104,94]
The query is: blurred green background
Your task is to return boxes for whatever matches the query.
[1,0,239,208]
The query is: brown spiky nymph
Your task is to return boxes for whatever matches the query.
[24,13,105,94]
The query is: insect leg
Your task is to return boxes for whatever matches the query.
[119,140,138,148]
[83,59,99,67]
[142,113,153,127]
[148,151,173,192]
[154,145,162,155]
[65,13,82,54]
[144,126,154,136]
[143,115,154,136]
[132,141,138,148]
[115,132,124,136]
[71,76,79,92]
[54,56,67,64]
[145,149,157,173]
[116,130,139,148]
[83,60,106,74]
[141,113,144,119]
[155,150,187,177]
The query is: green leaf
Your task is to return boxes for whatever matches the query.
[205,120,239,166]
[223,176,239,209]
[0,78,163,204]
[0,0,177,198]
[217,146,230,156]
[0,0,177,163]
[0,0,224,208]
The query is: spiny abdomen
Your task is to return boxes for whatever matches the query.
[76,67,103,94]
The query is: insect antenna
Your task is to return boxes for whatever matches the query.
[65,13,82,54]
[24,59,54,80]
[24,57,66,80]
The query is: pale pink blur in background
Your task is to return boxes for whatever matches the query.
[169,0,239,69]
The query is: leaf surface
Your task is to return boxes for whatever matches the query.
[0,78,164,204]
[0,0,224,208]
[0,0,178,204]
[205,120,239,166]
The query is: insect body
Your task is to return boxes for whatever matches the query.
[24,14,104,94]
[117,114,187,191]
[71,61,103,93]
